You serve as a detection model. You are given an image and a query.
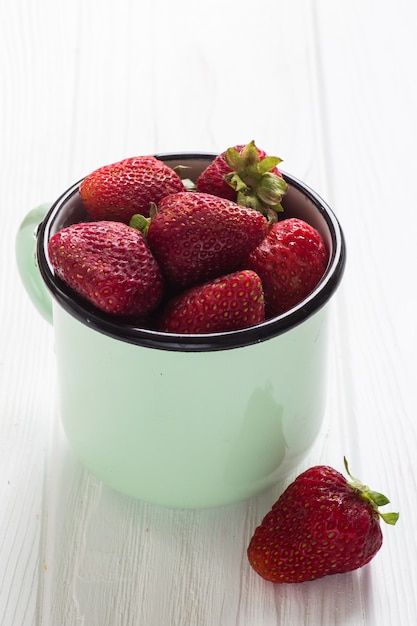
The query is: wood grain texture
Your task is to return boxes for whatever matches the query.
[1,0,415,624]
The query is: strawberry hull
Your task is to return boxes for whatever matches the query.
[17,153,346,508]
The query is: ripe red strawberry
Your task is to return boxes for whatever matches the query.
[246,217,329,318]
[196,140,288,217]
[158,270,265,333]
[48,221,164,317]
[247,460,399,584]
[79,156,185,223]
[147,191,269,289]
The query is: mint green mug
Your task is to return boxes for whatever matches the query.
[16,154,346,508]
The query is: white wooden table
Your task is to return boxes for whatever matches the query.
[1,1,416,624]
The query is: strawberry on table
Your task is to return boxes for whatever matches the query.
[247,459,399,584]
[246,217,329,318]
[196,140,288,218]
[158,270,265,334]
[146,191,269,290]
[48,221,164,318]
[79,155,185,223]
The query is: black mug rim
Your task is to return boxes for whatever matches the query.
[37,152,346,352]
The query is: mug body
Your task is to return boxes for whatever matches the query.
[53,301,328,508]
[32,153,345,508]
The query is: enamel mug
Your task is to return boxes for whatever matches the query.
[16,154,346,508]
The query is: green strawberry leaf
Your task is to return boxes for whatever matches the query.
[257,173,288,209]
[380,511,400,525]
[225,146,244,171]
[181,178,196,191]
[257,156,283,175]
[367,490,391,507]
[236,190,261,213]
[343,457,399,526]
[226,172,249,194]
[240,140,261,167]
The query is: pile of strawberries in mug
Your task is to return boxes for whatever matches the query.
[48,141,328,333]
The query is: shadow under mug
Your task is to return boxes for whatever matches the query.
[16,153,346,508]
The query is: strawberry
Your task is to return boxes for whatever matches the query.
[158,270,265,333]
[79,155,185,223]
[146,191,269,290]
[196,140,288,218]
[48,221,164,317]
[245,217,329,318]
[247,459,399,584]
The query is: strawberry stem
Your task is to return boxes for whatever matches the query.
[224,140,288,217]
[129,213,151,237]
[173,165,196,191]
[343,457,399,526]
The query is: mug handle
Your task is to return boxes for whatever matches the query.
[15,204,53,324]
